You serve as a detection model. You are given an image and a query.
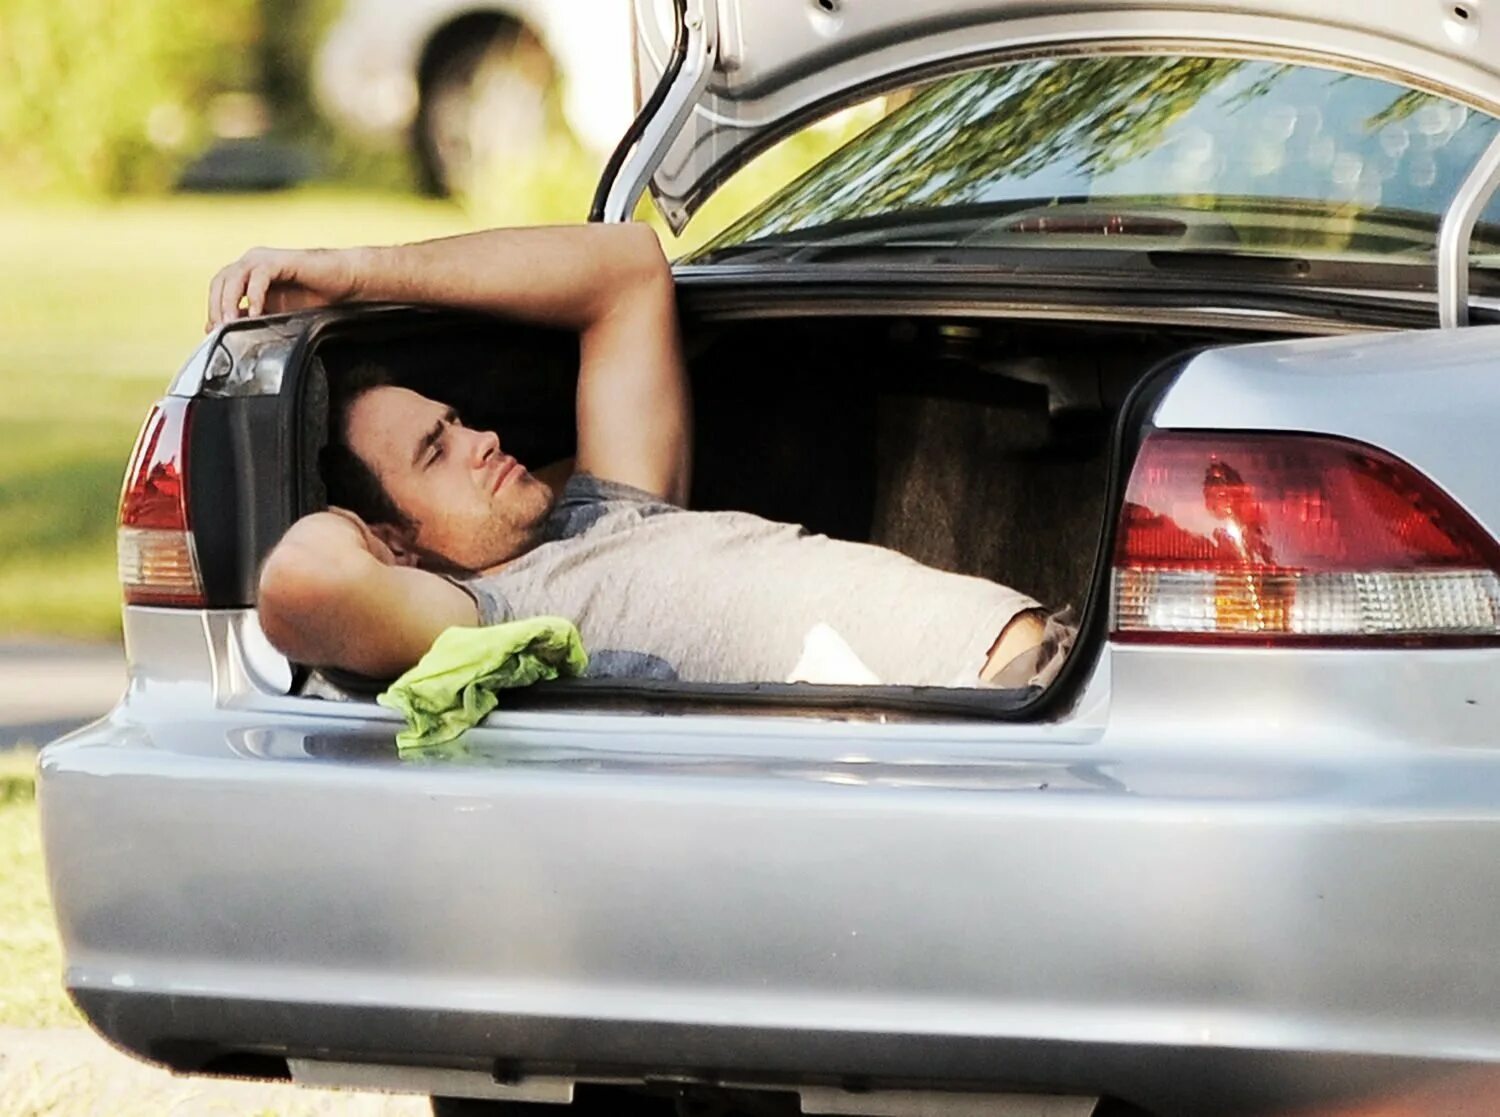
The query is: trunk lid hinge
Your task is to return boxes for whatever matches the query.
[591,0,717,229]
[1438,127,1500,329]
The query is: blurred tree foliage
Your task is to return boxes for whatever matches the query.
[0,0,259,195]
[259,0,340,138]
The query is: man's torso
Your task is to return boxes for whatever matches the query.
[461,474,1038,687]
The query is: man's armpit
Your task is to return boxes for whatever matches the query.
[435,573,507,626]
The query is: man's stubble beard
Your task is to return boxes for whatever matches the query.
[411,477,555,576]
[470,477,556,574]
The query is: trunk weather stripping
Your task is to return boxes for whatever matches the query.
[592,0,716,227]
[1438,128,1500,329]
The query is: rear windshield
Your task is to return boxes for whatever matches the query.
[690,55,1500,267]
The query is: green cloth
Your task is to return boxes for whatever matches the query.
[377,617,588,751]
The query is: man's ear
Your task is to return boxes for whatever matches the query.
[369,522,421,568]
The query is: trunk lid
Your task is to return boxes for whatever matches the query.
[621,0,1500,231]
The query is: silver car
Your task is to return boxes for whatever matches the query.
[39,2,1500,1115]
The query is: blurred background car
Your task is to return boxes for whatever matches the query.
[313,0,634,196]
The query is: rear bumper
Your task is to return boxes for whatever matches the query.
[37,670,1500,1116]
[65,987,1478,1116]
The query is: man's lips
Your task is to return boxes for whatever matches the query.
[490,455,521,494]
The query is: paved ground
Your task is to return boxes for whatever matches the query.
[0,641,126,751]
[0,1027,428,1116]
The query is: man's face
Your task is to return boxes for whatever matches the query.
[344,385,554,570]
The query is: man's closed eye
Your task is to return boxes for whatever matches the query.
[415,409,460,469]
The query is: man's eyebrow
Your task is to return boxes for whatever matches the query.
[412,408,460,467]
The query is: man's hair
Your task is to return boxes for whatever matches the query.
[319,360,411,527]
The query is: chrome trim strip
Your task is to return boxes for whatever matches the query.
[1438,129,1500,329]
[601,0,717,227]
[166,330,223,397]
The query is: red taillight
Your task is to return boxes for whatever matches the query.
[1112,432,1500,645]
[118,399,204,607]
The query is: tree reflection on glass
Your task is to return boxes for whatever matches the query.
[704,54,1500,259]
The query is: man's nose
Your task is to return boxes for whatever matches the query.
[469,429,500,467]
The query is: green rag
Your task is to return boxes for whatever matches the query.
[377,617,588,751]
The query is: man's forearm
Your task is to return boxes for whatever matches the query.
[207,220,690,505]
[346,223,669,330]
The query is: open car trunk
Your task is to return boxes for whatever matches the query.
[73,290,1500,1116]
[268,296,1285,716]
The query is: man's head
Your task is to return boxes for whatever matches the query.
[321,363,555,571]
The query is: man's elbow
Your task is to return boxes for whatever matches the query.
[610,222,672,290]
[589,225,673,331]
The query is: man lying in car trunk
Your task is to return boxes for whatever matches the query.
[208,223,1068,688]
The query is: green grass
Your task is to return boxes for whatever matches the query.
[0,189,477,639]
[0,752,75,1028]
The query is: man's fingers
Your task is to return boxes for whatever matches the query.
[207,246,331,332]
[210,264,240,329]
[220,263,248,327]
[244,266,273,319]
[206,268,228,332]
[206,249,265,329]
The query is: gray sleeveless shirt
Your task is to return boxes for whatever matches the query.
[461,474,1038,687]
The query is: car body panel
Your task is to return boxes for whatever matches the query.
[629,0,1500,228]
[41,624,1500,1115]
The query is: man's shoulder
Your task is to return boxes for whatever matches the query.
[546,471,680,540]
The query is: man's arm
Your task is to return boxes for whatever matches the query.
[257,510,478,678]
[208,224,690,504]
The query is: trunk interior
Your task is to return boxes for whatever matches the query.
[283,305,1282,713]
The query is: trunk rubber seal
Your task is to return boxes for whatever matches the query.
[1011,345,1202,721]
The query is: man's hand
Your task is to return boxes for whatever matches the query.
[322,507,419,569]
[206,247,363,331]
